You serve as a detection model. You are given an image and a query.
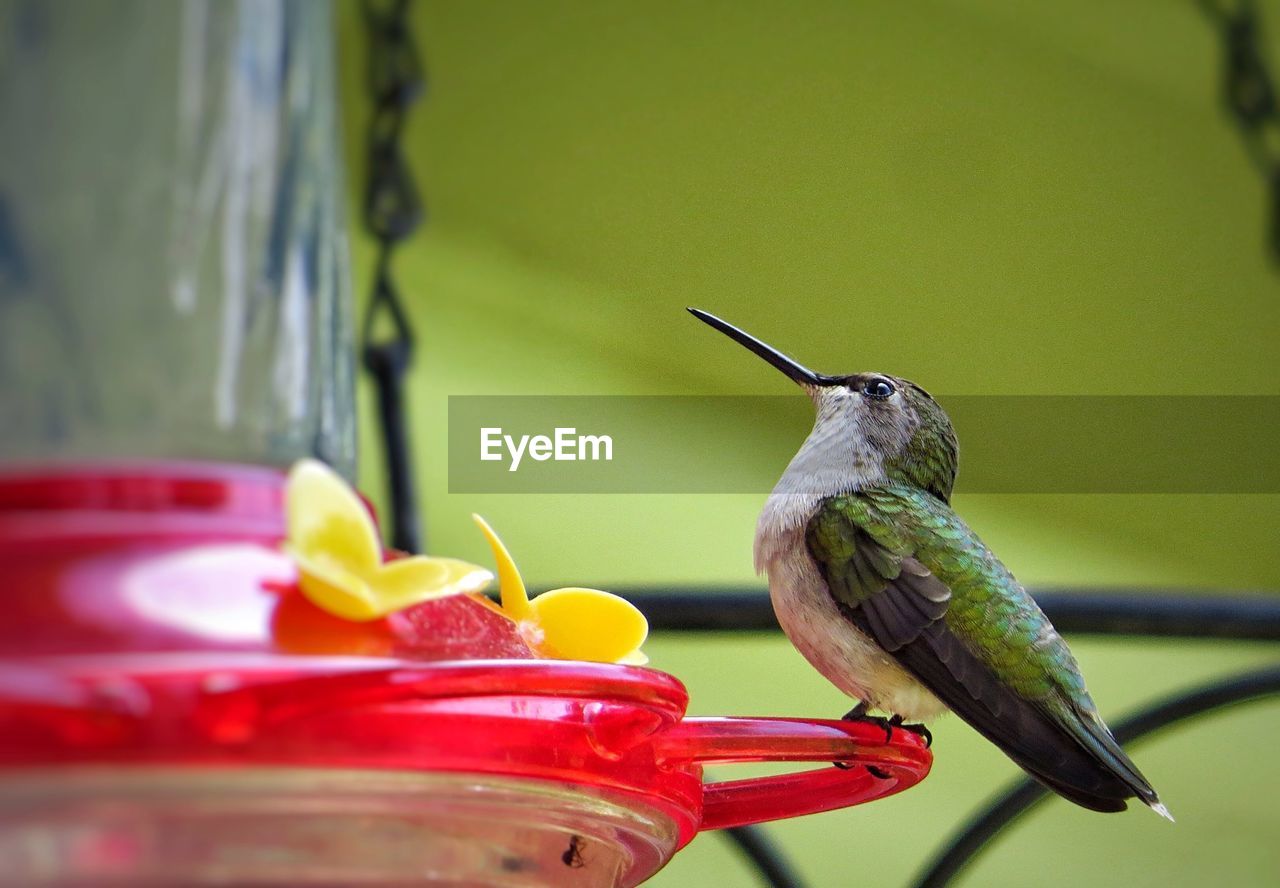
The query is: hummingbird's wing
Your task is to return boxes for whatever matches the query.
[806,488,1164,815]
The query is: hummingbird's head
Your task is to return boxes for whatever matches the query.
[689,308,958,502]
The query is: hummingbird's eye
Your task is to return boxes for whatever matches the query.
[861,379,895,400]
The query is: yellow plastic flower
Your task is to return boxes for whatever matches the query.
[284,460,492,621]
[471,515,649,665]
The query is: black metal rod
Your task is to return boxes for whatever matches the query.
[723,825,807,888]
[911,664,1280,888]
[364,340,419,553]
[600,588,1280,641]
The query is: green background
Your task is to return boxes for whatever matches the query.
[337,2,1279,885]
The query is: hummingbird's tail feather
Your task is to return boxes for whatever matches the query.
[893,622,1163,814]
[1015,767,1127,813]
[1062,703,1169,817]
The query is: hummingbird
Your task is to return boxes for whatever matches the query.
[689,308,1170,818]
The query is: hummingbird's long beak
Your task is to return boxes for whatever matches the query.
[687,308,837,387]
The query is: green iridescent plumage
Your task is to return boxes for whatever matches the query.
[808,486,1090,705]
[806,475,1159,813]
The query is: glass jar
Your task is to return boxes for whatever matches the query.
[0,0,354,476]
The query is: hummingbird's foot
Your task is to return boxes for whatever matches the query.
[830,760,893,780]
[840,703,893,744]
[841,702,869,720]
[888,714,933,748]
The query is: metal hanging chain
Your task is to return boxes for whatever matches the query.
[362,0,424,553]
[1199,0,1280,264]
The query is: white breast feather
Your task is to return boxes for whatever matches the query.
[753,389,947,720]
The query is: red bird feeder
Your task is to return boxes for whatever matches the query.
[0,466,931,886]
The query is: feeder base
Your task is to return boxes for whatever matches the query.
[0,766,680,887]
